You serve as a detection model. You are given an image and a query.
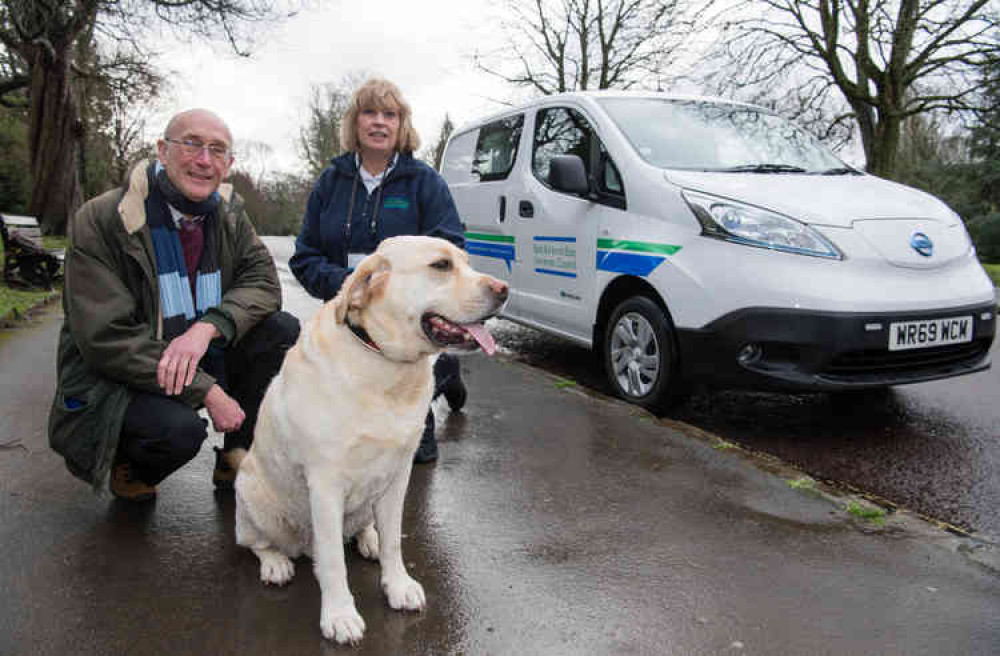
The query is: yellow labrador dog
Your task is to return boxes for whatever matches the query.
[230,235,507,644]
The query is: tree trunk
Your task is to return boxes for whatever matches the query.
[26,48,83,236]
[852,101,877,175]
[868,113,902,180]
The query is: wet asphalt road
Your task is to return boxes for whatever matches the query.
[487,313,1000,542]
[2,237,998,654]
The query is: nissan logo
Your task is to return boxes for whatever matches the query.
[910,232,934,257]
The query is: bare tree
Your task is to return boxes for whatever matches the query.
[0,24,26,108]
[708,0,1000,179]
[970,52,1000,162]
[298,83,350,177]
[297,72,368,178]
[475,0,715,95]
[73,34,165,189]
[0,0,294,234]
[233,139,274,189]
[420,114,454,171]
[105,69,163,185]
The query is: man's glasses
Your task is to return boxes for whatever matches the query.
[165,138,232,162]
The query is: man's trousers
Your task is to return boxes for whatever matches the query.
[116,311,299,485]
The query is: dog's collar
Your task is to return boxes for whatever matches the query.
[346,318,381,354]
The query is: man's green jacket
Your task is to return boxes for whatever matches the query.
[48,161,282,489]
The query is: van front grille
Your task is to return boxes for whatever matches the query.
[823,340,991,378]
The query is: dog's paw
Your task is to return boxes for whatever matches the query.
[383,575,426,611]
[355,524,380,561]
[257,550,295,586]
[320,605,366,644]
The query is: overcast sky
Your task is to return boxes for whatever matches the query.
[150,0,517,176]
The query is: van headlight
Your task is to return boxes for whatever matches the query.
[683,190,843,260]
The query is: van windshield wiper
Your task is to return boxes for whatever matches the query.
[813,167,860,176]
[721,164,808,174]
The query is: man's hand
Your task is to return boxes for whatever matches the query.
[158,322,219,395]
[203,384,245,433]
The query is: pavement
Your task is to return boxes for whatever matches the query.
[1,242,998,655]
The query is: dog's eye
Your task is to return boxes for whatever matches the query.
[430,258,452,271]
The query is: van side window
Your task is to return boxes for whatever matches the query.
[533,106,625,209]
[472,114,524,181]
[533,107,590,184]
[599,143,624,195]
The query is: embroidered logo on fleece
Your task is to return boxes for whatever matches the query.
[383,196,410,210]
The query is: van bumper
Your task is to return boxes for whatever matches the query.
[676,301,996,392]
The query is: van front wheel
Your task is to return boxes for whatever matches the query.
[603,296,679,413]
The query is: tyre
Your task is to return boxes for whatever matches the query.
[603,295,680,412]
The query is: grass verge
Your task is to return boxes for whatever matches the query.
[982,262,1000,286]
[845,501,887,527]
[0,285,59,323]
[0,236,65,323]
[787,476,818,492]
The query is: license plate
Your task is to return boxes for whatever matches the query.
[888,316,973,351]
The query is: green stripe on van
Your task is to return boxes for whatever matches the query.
[597,239,681,255]
[466,232,515,243]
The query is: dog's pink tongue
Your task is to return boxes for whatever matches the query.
[463,322,497,356]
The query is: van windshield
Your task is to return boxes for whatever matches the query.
[597,97,848,173]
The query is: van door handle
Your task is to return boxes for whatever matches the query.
[519,201,534,218]
[499,196,506,223]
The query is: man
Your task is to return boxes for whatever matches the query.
[48,109,299,502]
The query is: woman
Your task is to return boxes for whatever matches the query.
[290,77,467,464]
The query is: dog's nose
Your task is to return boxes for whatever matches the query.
[489,278,509,302]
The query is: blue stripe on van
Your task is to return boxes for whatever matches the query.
[467,240,516,271]
[596,250,665,277]
[533,235,576,242]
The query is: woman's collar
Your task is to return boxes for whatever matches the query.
[356,151,398,176]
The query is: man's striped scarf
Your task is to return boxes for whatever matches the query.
[145,165,223,342]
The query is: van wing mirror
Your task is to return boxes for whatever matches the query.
[549,155,589,196]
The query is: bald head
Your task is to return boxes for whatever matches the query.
[164,108,233,145]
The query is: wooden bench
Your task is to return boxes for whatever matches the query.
[0,213,64,289]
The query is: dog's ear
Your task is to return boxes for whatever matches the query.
[334,253,391,324]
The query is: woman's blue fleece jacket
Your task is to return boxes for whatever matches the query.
[291,151,466,301]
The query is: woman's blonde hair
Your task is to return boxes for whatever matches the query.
[341,78,421,154]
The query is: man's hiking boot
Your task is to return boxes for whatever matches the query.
[213,447,237,489]
[109,462,157,502]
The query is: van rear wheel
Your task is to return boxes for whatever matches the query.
[603,296,679,413]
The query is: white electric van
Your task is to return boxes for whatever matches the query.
[441,91,996,411]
